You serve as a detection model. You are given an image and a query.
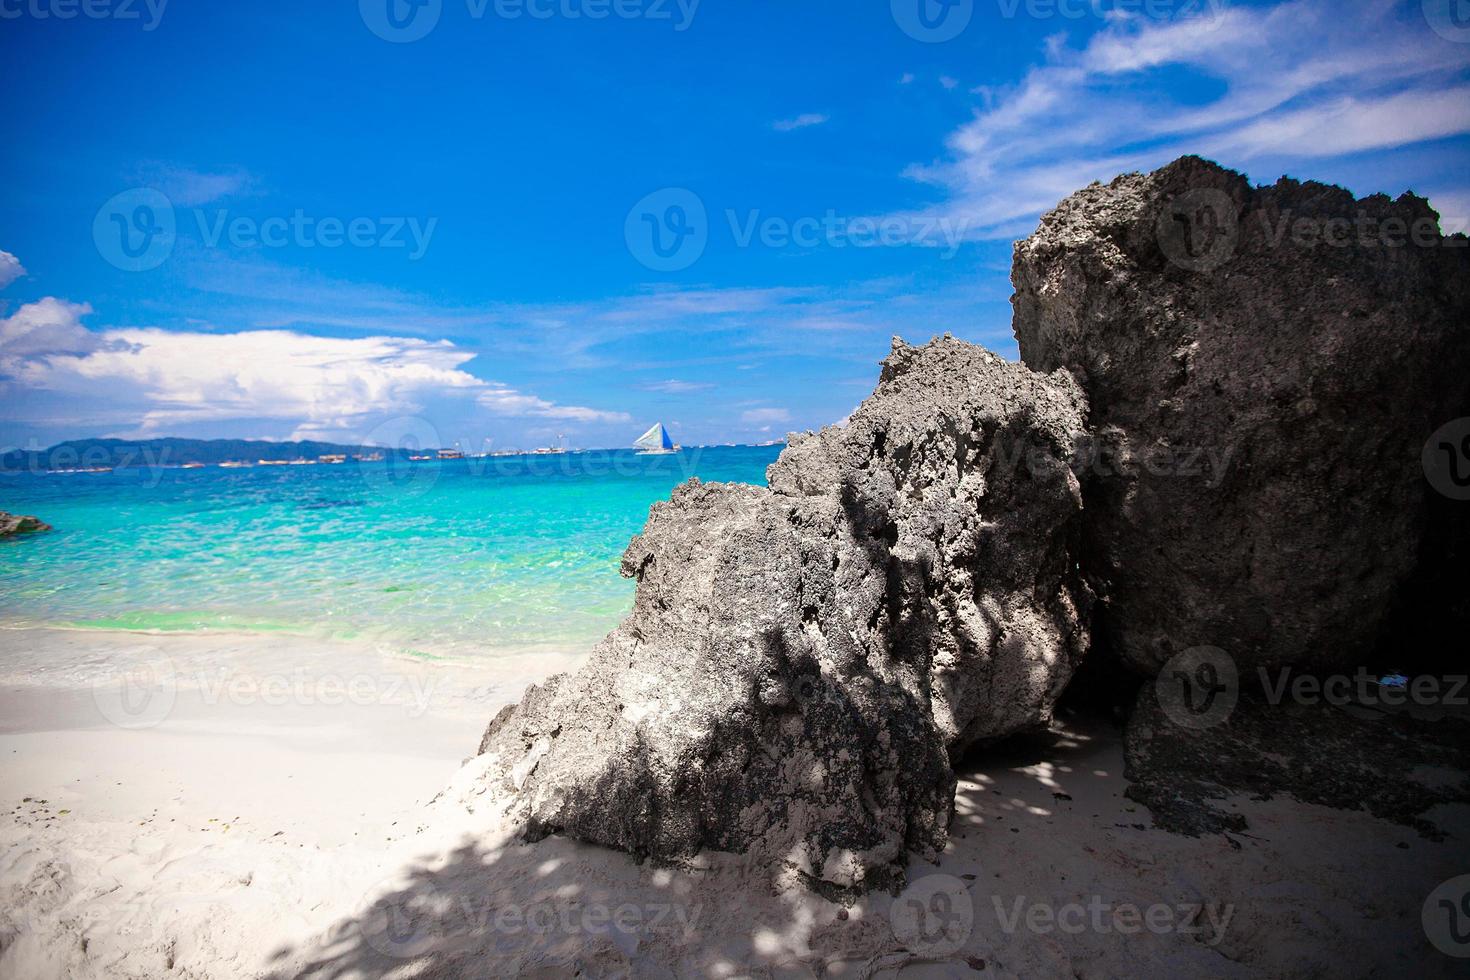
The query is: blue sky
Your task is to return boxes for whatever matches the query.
[2,0,1468,451]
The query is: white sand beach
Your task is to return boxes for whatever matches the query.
[1,627,1464,978]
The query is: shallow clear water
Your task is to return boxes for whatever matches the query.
[0,446,780,658]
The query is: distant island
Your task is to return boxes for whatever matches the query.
[0,436,768,472]
[0,437,418,472]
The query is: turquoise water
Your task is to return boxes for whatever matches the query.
[0,446,781,657]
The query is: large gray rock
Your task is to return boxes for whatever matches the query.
[1012,155,1470,676]
[477,337,1091,892]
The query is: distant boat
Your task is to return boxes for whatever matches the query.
[219,460,251,468]
[634,423,679,455]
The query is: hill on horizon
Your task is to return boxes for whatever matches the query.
[0,437,408,471]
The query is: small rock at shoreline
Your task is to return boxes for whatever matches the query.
[0,511,51,538]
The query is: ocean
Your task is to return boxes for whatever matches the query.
[0,445,782,659]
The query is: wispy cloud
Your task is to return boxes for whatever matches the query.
[773,113,829,132]
[0,250,25,290]
[740,407,791,424]
[162,251,1005,372]
[134,163,257,206]
[477,383,630,423]
[889,0,1470,238]
[638,379,714,394]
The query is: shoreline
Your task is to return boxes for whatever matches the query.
[0,620,600,672]
[0,626,1465,976]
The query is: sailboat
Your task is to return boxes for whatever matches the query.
[634,422,679,455]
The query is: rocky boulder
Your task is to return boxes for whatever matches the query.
[1011,155,1470,676]
[0,512,50,537]
[477,337,1091,892]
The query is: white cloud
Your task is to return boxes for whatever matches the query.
[0,298,106,358]
[477,383,630,423]
[3,300,626,437]
[0,250,24,289]
[939,76,959,90]
[891,0,1470,238]
[773,113,829,132]
[899,73,915,85]
[741,407,791,424]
